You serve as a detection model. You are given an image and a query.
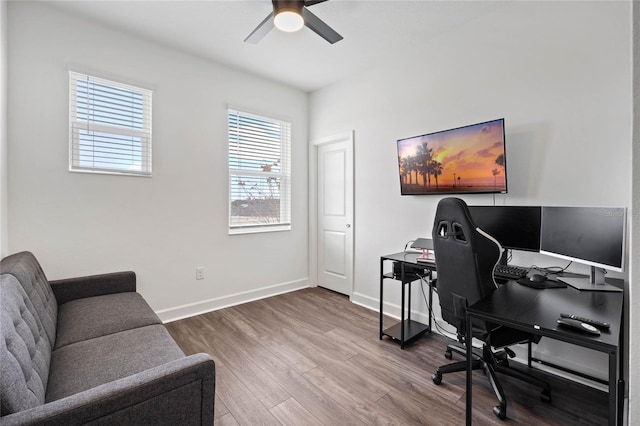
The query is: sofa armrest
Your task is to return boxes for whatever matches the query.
[0,353,215,426]
[50,271,137,305]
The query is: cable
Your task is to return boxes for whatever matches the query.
[417,272,485,350]
[416,272,458,340]
[530,261,573,276]
[403,240,415,253]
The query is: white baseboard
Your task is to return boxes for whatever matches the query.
[157,278,310,323]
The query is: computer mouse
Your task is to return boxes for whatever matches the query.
[529,274,547,283]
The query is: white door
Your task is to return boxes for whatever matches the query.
[316,133,354,296]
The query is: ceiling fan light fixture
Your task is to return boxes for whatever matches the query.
[245,0,342,44]
[274,9,304,32]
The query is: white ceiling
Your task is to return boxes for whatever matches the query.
[47,0,503,93]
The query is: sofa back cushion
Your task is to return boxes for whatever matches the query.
[1,252,57,347]
[0,251,57,415]
[1,276,52,414]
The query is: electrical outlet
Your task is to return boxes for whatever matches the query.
[196,267,205,280]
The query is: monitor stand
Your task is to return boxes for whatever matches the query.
[497,250,508,266]
[560,267,623,292]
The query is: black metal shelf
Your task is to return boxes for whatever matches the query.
[379,251,436,349]
[382,319,431,346]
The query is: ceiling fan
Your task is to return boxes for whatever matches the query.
[245,0,343,45]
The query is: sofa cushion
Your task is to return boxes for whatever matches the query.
[0,275,52,415]
[46,324,185,402]
[1,251,57,348]
[55,292,162,349]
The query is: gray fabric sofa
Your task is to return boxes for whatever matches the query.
[0,251,215,425]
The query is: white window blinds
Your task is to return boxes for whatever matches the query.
[228,108,291,234]
[69,72,152,176]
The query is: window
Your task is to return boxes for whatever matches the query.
[69,72,152,176]
[228,108,291,234]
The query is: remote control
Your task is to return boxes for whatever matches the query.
[560,313,610,329]
[557,318,601,335]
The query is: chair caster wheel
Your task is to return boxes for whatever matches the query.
[541,390,551,403]
[432,372,442,385]
[444,349,453,360]
[493,405,506,420]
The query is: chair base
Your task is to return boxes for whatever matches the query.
[431,343,551,420]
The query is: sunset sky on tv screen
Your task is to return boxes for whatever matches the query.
[397,119,506,194]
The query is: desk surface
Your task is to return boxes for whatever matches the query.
[466,279,624,425]
[381,251,437,268]
[468,280,623,352]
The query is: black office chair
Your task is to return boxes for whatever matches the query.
[430,197,550,419]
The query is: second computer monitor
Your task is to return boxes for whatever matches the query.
[540,206,625,273]
[468,206,541,252]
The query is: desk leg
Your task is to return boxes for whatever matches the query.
[466,314,473,425]
[617,308,625,426]
[428,277,433,333]
[609,351,617,426]
[400,274,406,349]
[408,280,412,322]
[379,258,384,340]
[617,379,625,426]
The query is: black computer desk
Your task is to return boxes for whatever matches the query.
[465,279,624,425]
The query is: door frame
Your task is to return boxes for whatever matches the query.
[309,131,355,299]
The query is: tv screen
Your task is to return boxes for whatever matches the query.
[397,118,507,195]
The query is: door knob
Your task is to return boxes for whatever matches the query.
[346,224,351,228]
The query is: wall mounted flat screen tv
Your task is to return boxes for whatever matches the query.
[397,118,507,195]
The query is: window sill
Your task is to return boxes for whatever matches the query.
[229,224,291,235]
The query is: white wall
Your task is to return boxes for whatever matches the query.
[310,0,631,390]
[630,1,639,422]
[1,0,7,258]
[7,1,309,320]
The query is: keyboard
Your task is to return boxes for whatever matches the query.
[494,264,528,280]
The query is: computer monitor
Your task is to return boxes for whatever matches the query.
[540,206,626,291]
[468,206,541,253]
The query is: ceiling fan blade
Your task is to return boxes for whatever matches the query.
[304,0,329,6]
[302,8,343,44]
[244,11,275,44]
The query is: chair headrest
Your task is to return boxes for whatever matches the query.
[433,197,477,242]
[435,197,474,227]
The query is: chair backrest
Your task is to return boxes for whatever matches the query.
[432,197,502,335]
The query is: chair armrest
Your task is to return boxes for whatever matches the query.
[0,353,216,426]
[50,271,137,305]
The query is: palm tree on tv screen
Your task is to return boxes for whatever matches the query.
[416,142,433,188]
[431,160,443,188]
[406,155,417,185]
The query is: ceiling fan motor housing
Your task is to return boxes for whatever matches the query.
[273,0,305,15]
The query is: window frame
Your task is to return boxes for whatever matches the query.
[68,71,153,177]
[227,107,292,235]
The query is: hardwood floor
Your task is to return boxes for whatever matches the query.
[165,287,609,425]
